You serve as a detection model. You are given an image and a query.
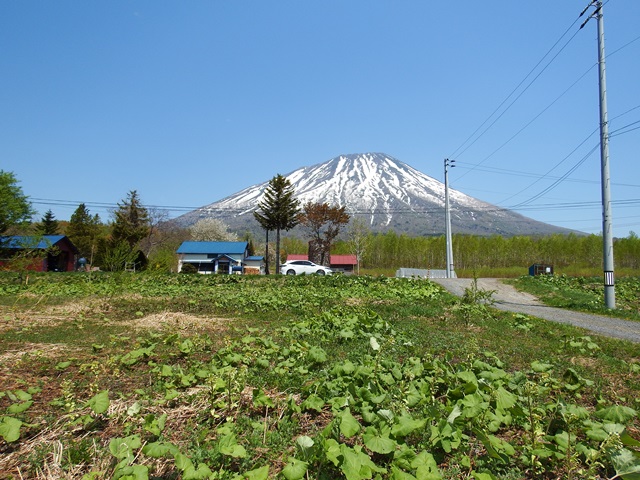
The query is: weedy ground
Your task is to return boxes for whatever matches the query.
[0,272,639,480]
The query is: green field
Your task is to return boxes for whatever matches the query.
[1,272,639,479]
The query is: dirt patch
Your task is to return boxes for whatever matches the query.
[0,342,83,365]
[127,311,231,333]
[0,299,232,336]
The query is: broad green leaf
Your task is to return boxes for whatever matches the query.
[252,388,275,408]
[243,465,270,480]
[378,409,395,422]
[363,431,396,454]
[339,408,361,438]
[495,387,517,412]
[142,441,179,458]
[219,434,247,458]
[8,400,33,414]
[127,402,141,416]
[370,337,380,351]
[174,452,194,471]
[339,329,355,339]
[461,393,489,419]
[302,394,325,412]
[143,413,167,436]
[340,444,385,480]
[472,473,496,480]
[182,463,214,480]
[324,438,341,467]
[109,435,142,459]
[447,405,462,424]
[610,448,640,479]
[390,465,417,480]
[412,451,442,480]
[13,390,32,401]
[391,413,426,437]
[296,435,314,450]
[113,464,148,480]
[595,405,637,424]
[621,429,640,448]
[308,346,328,364]
[281,457,308,480]
[456,370,478,387]
[87,390,110,415]
[0,416,22,442]
[530,360,554,373]
[55,361,72,370]
[405,384,423,407]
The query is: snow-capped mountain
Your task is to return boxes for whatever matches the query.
[173,153,575,236]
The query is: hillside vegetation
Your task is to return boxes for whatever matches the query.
[1,273,639,479]
[328,232,640,274]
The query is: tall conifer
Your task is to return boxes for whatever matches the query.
[254,175,300,274]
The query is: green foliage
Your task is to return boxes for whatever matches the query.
[66,202,103,260]
[0,170,34,234]
[180,262,198,274]
[254,174,301,272]
[1,273,640,479]
[336,231,640,272]
[37,209,60,235]
[513,274,640,320]
[111,190,150,248]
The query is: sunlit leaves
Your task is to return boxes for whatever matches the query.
[0,416,22,442]
[86,390,110,415]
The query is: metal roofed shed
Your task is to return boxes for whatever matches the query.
[0,235,79,272]
[176,241,250,274]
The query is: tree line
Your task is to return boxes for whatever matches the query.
[331,230,640,272]
[2,169,639,274]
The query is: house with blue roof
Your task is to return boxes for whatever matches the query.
[176,241,263,274]
[0,235,79,272]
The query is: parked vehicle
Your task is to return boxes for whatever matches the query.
[280,260,333,276]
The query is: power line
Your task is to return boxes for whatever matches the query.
[449,14,583,160]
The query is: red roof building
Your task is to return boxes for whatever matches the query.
[285,254,358,274]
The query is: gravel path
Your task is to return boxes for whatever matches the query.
[431,278,640,344]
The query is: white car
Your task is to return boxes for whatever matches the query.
[280,260,333,276]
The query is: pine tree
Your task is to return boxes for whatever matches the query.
[37,209,59,235]
[111,190,150,248]
[254,175,300,274]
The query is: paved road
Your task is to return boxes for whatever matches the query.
[431,278,640,344]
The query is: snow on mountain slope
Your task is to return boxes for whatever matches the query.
[172,153,576,236]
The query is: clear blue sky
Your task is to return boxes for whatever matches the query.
[2,1,639,237]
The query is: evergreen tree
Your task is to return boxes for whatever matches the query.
[37,209,59,235]
[0,170,34,235]
[67,203,102,261]
[254,174,300,274]
[111,190,150,248]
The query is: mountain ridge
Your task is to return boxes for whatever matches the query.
[172,153,579,237]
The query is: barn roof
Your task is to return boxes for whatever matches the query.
[176,241,248,255]
[1,235,76,251]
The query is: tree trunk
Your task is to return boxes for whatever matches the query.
[264,230,270,275]
[275,228,281,275]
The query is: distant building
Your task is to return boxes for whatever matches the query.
[0,235,79,272]
[176,241,264,274]
[285,254,358,274]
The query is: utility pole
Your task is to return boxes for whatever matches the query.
[581,1,615,308]
[444,159,456,278]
